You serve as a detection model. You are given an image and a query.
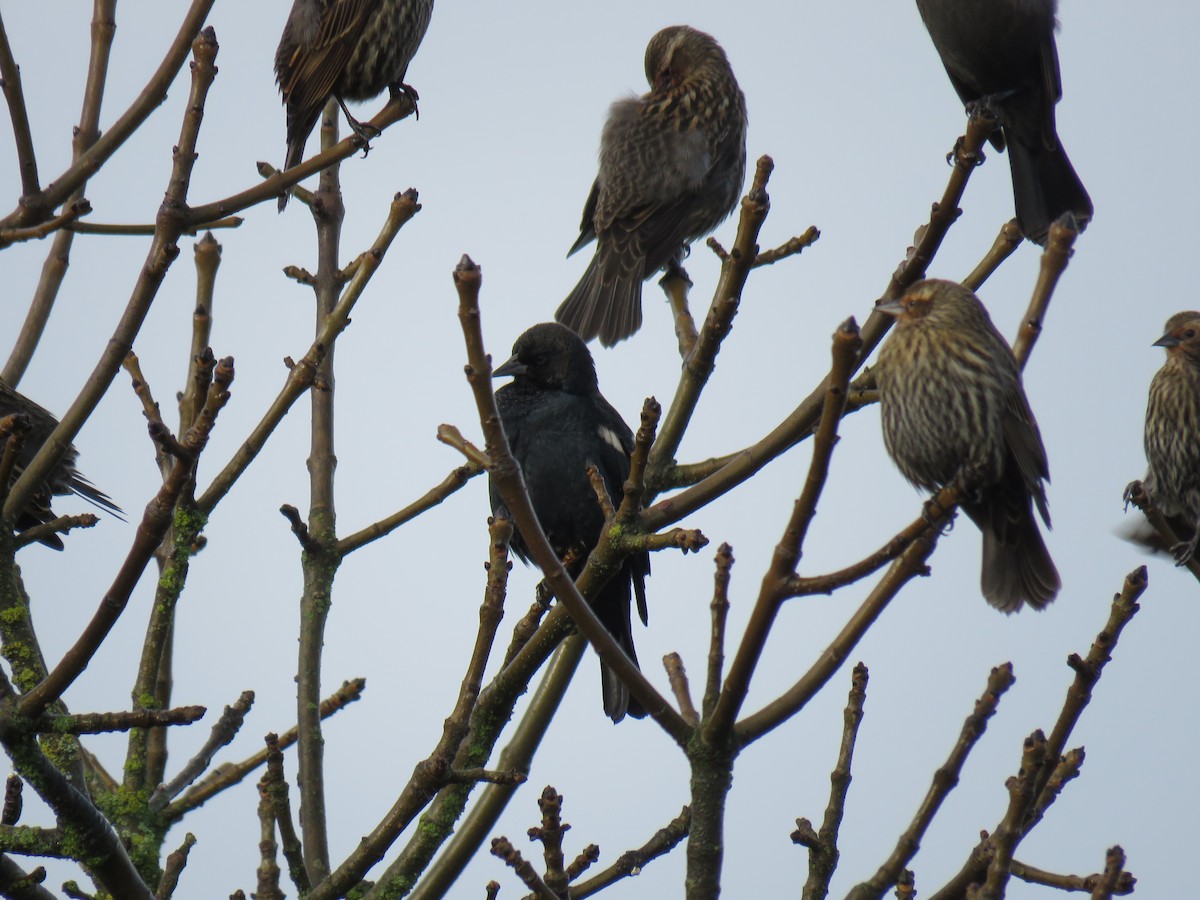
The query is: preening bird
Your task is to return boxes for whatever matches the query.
[0,381,122,550]
[876,279,1059,612]
[275,0,434,210]
[490,323,649,722]
[914,0,1092,244]
[1133,311,1200,563]
[555,25,747,346]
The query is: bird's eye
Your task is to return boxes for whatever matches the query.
[1186,329,1196,340]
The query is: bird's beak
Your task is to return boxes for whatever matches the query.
[1153,332,1181,349]
[493,355,526,378]
[875,298,903,317]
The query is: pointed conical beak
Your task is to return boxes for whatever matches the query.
[875,298,903,317]
[493,354,526,378]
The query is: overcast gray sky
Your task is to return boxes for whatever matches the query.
[1,1,1195,897]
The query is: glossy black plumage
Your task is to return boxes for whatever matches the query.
[490,323,649,722]
[915,0,1092,244]
[0,381,122,550]
[876,280,1059,612]
[275,0,434,210]
[555,25,747,346]
[1138,312,1200,561]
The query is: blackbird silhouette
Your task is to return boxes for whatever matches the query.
[555,25,747,346]
[915,0,1092,244]
[0,381,122,550]
[491,323,649,722]
[1129,311,1200,562]
[876,279,1059,612]
[275,0,434,210]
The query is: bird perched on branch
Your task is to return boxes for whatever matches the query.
[876,279,1059,612]
[0,381,122,550]
[491,323,649,722]
[914,0,1092,244]
[274,0,434,210]
[1130,311,1200,562]
[555,25,747,346]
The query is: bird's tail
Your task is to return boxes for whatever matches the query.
[277,138,306,212]
[278,105,321,212]
[595,570,646,723]
[1007,137,1093,246]
[555,252,644,348]
[68,472,124,520]
[977,508,1060,613]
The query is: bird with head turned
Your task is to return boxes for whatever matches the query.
[875,279,1059,612]
[914,0,1092,245]
[275,0,434,211]
[555,25,747,347]
[490,323,650,722]
[1133,311,1200,563]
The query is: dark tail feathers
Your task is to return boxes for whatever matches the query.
[1007,136,1093,246]
[555,255,644,348]
[595,571,646,722]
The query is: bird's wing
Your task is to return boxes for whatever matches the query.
[588,393,635,490]
[591,101,712,266]
[568,179,600,256]
[1038,34,1062,150]
[279,0,373,109]
[1001,388,1051,526]
[588,392,649,622]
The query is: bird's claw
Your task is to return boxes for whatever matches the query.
[921,496,956,533]
[1122,480,1144,511]
[1171,532,1199,566]
[390,81,421,120]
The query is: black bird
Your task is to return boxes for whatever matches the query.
[914,0,1092,244]
[275,0,435,210]
[555,25,747,346]
[490,323,649,722]
[0,381,122,550]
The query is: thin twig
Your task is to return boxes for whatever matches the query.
[569,806,691,899]
[799,662,868,900]
[1012,217,1079,368]
[165,678,365,820]
[705,318,861,741]
[148,691,254,811]
[846,664,1016,899]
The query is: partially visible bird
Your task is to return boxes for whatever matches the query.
[555,25,747,346]
[914,0,1092,245]
[275,0,434,210]
[1133,311,1200,562]
[0,381,122,550]
[491,323,649,722]
[876,279,1059,612]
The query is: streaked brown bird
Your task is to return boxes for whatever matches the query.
[275,0,434,210]
[0,381,122,550]
[1135,311,1200,562]
[876,279,1059,612]
[555,25,747,346]
[914,0,1092,245]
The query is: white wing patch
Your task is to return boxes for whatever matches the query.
[598,425,625,453]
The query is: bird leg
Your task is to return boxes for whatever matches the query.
[1171,530,1200,566]
[662,255,693,287]
[921,495,957,533]
[388,81,421,120]
[335,96,382,156]
[964,90,1015,123]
